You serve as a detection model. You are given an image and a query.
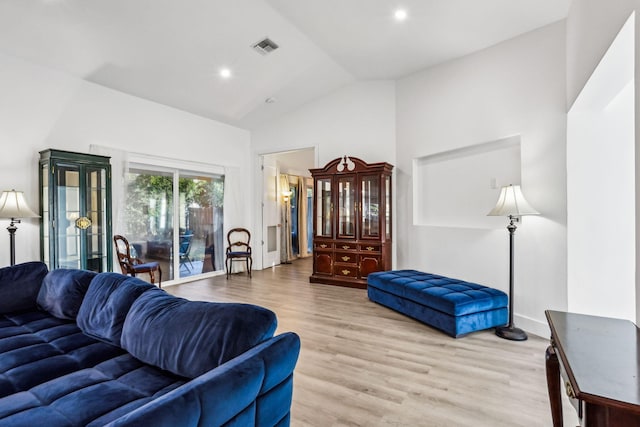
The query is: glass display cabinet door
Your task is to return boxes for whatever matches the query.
[316,178,333,237]
[55,165,82,269]
[361,175,380,238]
[85,167,109,272]
[337,176,356,238]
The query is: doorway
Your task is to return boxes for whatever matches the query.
[260,148,315,270]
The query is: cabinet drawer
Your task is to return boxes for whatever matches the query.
[559,358,581,417]
[314,242,333,250]
[359,244,381,253]
[336,242,357,250]
[334,264,358,277]
[335,252,357,264]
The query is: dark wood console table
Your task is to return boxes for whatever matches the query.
[545,310,640,426]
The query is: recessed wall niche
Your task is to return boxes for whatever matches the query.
[413,135,521,229]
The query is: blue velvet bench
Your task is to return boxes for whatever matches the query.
[367,270,508,337]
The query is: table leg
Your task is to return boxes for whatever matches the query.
[546,345,563,427]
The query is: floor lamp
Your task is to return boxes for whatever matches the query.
[0,190,39,266]
[488,184,539,341]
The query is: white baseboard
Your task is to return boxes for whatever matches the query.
[514,313,550,339]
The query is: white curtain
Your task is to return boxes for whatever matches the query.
[279,174,293,263]
[223,166,248,273]
[223,166,244,232]
[297,176,309,258]
[90,144,129,271]
[89,144,129,235]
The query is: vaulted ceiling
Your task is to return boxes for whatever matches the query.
[0,0,570,129]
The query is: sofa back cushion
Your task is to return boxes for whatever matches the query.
[77,273,154,346]
[0,261,48,314]
[36,269,97,319]
[121,288,278,378]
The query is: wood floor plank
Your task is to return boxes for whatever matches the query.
[168,258,579,426]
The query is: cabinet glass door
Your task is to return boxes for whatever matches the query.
[361,175,380,238]
[56,165,82,269]
[85,167,109,272]
[337,176,355,238]
[316,178,332,237]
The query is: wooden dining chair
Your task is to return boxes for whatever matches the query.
[113,235,162,287]
[225,228,252,279]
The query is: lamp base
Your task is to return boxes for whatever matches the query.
[495,325,528,341]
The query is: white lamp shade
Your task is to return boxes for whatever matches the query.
[0,190,39,219]
[487,184,539,217]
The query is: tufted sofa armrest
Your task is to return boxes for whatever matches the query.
[103,331,301,427]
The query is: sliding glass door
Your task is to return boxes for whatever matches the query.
[124,166,224,281]
[177,174,224,278]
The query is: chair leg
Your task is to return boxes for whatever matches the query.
[226,258,230,279]
[180,260,191,273]
[149,270,156,285]
[247,257,252,278]
[157,267,162,288]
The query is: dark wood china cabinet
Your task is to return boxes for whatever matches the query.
[309,156,393,288]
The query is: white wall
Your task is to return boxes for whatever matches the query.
[567,1,640,323]
[251,81,397,269]
[0,52,250,267]
[251,81,396,166]
[567,14,635,321]
[396,22,567,336]
[566,0,638,108]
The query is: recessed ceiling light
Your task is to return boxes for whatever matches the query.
[219,68,232,79]
[394,9,408,21]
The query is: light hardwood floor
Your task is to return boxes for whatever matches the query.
[168,258,577,426]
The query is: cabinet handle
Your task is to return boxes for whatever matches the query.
[565,381,576,399]
[342,245,350,249]
[320,244,327,248]
[341,269,351,275]
[75,217,92,230]
[341,256,350,262]
[366,246,375,251]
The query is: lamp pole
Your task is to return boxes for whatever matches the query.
[7,218,18,266]
[495,215,528,341]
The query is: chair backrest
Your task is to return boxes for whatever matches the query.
[179,232,193,256]
[113,235,135,275]
[227,228,251,253]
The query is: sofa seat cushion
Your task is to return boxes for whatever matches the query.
[0,311,126,398]
[121,288,278,379]
[367,270,507,316]
[0,353,186,427]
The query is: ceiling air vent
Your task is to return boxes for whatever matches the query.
[252,38,279,55]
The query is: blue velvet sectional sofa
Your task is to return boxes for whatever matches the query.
[0,262,300,426]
